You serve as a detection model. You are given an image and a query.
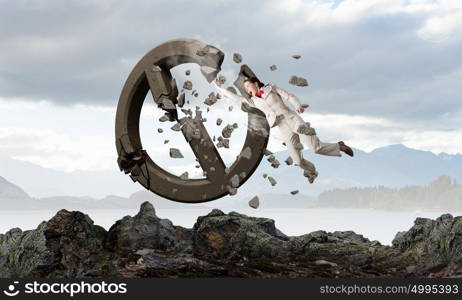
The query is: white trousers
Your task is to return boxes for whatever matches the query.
[275,112,341,174]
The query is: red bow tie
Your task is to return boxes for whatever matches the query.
[256,89,264,97]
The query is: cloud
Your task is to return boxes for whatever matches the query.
[0,0,460,118]
[0,126,115,172]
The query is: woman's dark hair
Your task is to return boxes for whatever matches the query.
[244,77,264,88]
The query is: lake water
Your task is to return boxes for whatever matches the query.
[1,208,460,245]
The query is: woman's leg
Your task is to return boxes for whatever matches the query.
[277,119,319,183]
[287,113,341,157]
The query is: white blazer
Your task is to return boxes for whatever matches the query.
[212,82,303,127]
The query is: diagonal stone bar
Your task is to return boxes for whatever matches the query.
[181,118,226,181]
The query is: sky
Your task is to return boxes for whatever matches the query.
[0,0,461,174]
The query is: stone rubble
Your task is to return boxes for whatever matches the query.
[248,196,260,209]
[222,124,237,138]
[204,92,218,106]
[169,148,184,159]
[289,76,308,87]
[233,53,243,63]
[268,176,277,186]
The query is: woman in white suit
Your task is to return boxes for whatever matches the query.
[212,77,353,183]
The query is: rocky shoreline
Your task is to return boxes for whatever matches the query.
[1,202,461,278]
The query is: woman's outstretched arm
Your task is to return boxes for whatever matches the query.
[212,79,251,105]
[273,84,307,113]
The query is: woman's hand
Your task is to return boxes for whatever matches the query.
[296,105,305,114]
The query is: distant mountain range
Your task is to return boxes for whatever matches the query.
[234,143,462,200]
[311,175,462,211]
[0,152,140,198]
[1,174,461,211]
[0,143,461,210]
[0,175,208,210]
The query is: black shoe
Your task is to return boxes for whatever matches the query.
[339,141,354,157]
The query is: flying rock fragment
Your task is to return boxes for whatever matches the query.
[171,122,182,132]
[217,138,230,148]
[285,157,293,165]
[159,97,176,110]
[226,87,237,94]
[216,118,223,126]
[271,160,280,168]
[289,76,309,87]
[248,196,260,209]
[270,64,277,71]
[180,172,189,180]
[169,148,184,158]
[268,176,277,186]
[157,128,163,133]
[217,75,226,86]
[233,53,243,63]
[178,93,186,108]
[292,55,301,59]
[304,170,318,184]
[181,108,193,117]
[204,92,218,106]
[159,115,169,122]
[222,124,236,138]
[290,190,299,195]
